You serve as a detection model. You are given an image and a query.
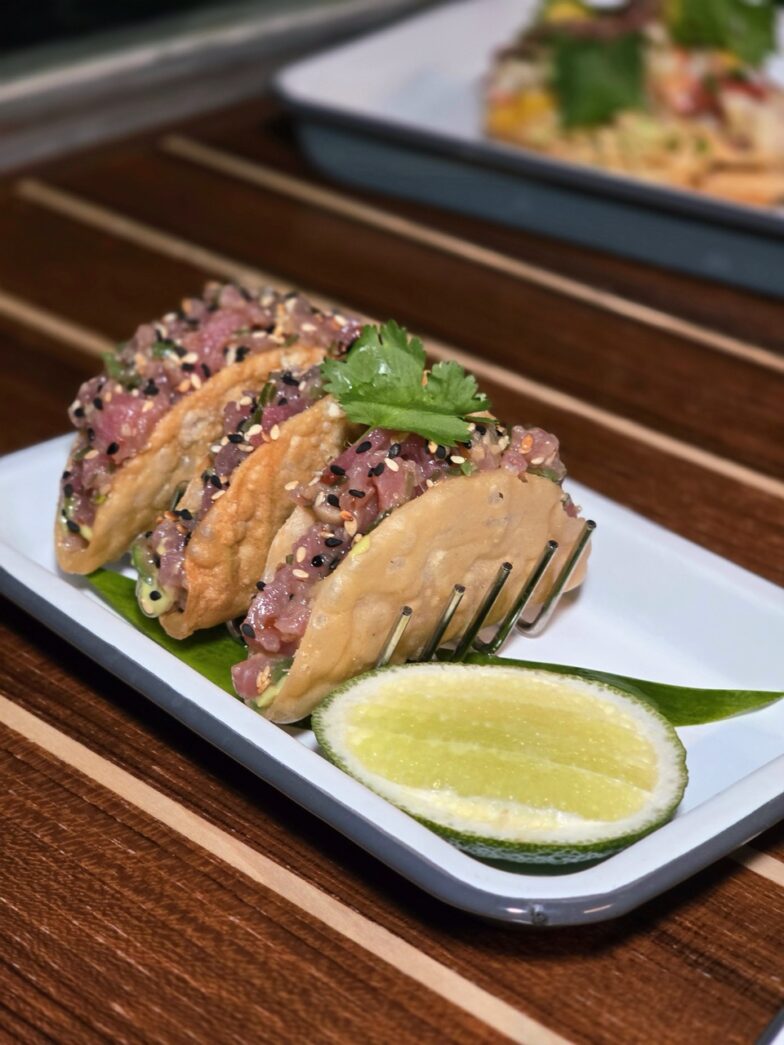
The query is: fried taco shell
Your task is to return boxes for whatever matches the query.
[150,396,355,638]
[259,470,586,724]
[55,345,325,574]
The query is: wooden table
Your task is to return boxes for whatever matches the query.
[1,97,783,1045]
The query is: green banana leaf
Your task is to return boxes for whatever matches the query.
[88,569,239,695]
[89,569,782,727]
[462,652,782,726]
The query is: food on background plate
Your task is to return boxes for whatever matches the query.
[485,0,784,206]
[56,283,360,574]
[231,321,588,723]
[132,362,357,638]
[313,663,688,864]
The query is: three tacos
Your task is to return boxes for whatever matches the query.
[56,297,589,720]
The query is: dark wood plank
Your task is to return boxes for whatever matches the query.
[0,321,93,454]
[1,722,496,1045]
[43,149,784,479]
[1,599,782,1045]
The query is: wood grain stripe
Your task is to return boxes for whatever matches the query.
[0,695,566,1045]
[731,846,784,888]
[161,134,784,377]
[12,176,784,500]
[0,286,112,358]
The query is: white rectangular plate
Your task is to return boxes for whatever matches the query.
[1,435,782,926]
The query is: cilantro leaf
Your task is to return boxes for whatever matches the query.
[667,0,775,67]
[321,322,490,445]
[553,33,646,128]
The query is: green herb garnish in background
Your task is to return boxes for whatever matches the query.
[553,33,647,128]
[321,321,490,445]
[666,0,775,67]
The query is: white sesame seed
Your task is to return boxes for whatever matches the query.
[344,518,358,537]
[301,322,316,333]
[190,374,202,389]
[210,444,222,454]
[239,396,252,406]
[427,441,437,453]
[530,455,545,465]
[269,424,280,440]
[245,424,262,437]
[386,457,400,472]
[142,401,154,412]
[296,547,306,563]
[327,402,343,418]
[212,490,226,500]
[183,352,198,364]
[450,455,466,465]
[292,568,309,580]
[177,380,190,393]
[84,450,99,460]
[284,481,298,490]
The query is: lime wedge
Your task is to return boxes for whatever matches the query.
[312,663,688,865]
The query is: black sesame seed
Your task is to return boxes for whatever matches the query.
[348,489,365,498]
[201,363,211,377]
[153,554,161,568]
[475,423,487,435]
[143,381,159,396]
[177,508,193,521]
[326,493,340,508]
[241,623,255,639]
[62,470,72,480]
[66,520,81,534]
[174,345,187,358]
[93,397,103,410]
[63,483,74,497]
[255,580,266,591]
[184,531,192,546]
[311,554,326,567]
[435,445,447,460]
[325,536,342,548]
[106,442,119,456]
[371,462,385,477]
[181,362,195,373]
[149,591,162,602]
[277,397,288,407]
[209,474,222,489]
[328,557,340,572]
[388,443,401,458]
[282,371,298,386]
[201,471,209,483]
[145,531,153,539]
[227,433,243,444]
[330,464,346,476]
[73,406,85,418]
[355,440,372,454]
[87,428,95,442]
[235,346,250,362]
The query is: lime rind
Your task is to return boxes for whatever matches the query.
[313,663,688,866]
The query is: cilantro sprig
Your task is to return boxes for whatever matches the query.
[321,321,490,445]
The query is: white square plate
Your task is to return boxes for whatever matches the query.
[1,435,782,925]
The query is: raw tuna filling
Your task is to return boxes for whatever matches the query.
[59,283,360,550]
[134,364,326,616]
[232,422,570,703]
